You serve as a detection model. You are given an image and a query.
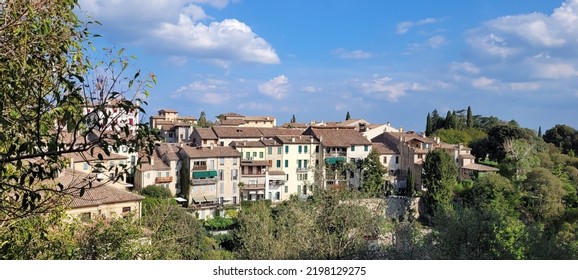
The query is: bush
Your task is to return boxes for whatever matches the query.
[241,199,271,209]
[141,185,173,199]
[204,216,237,231]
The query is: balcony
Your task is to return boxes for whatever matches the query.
[192,177,218,185]
[296,167,308,173]
[243,183,266,190]
[192,165,207,171]
[155,176,173,184]
[326,151,347,157]
[269,180,285,187]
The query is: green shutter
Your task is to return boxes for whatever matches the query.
[351,145,355,151]
[276,160,281,168]
[285,146,289,154]
[304,146,308,153]
[298,146,302,153]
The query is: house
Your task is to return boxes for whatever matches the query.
[216,112,277,127]
[434,139,499,180]
[371,142,401,185]
[304,126,372,190]
[191,126,304,147]
[82,99,140,135]
[65,146,132,187]
[149,109,197,143]
[179,145,241,219]
[57,169,144,220]
[372,131,434,192]
[274,135,319,199]
[134,143,182,195]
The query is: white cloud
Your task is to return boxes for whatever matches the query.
[472,76,497,89]
[358,75,421,102]
[331,48,372,59]
[258,75,289,99]
[396,17,442,34]
[237,102,273,111]
[426,35,446,49]
[509,82,540,91]
[450,61,480,75]
[532,62,578,79]
[173,79,230,104]
[79,0,279,65]
[301,86,322,93]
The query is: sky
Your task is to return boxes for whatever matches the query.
[77,0,578,132]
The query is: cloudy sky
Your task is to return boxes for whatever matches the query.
[78,0,578,131]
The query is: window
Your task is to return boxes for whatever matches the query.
[232,169,238,180]
[418,154,423,159]
[253,151,257,158]
[298,146,302,153]
[80,212,91,222]
[83,163,88,171]
[364,145,369,152]
[268,147,273,155]
[219,182,224,194]
[297,160,302,168]
[246,152,250,160]
[284,160,288,168]
[219,169,224,180]
[284,186,288,193]
[157,172,161,177]
[233,183,238,194]
[315,145,319,153]
[285,146,289,154]
[351,146,355,152]
[276,160,281,168]
[268,192,272,200]
[395,156,399,164]
[131,155,136,164]
[165,171,170,176]
[277,147,282,154]
[219,158,224,165]
[304,160,308,168]
[146,172,150,179]
[275,192,280,200]
[233,159,237,165]
[122,207,131,213]
[383,157,387,164]
[259,152,264,158]
[304,146,308,153]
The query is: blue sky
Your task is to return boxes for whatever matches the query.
[78,0,578,131]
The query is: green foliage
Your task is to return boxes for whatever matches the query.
[543,124,578,155]
[466,106,473,129]
[204,216,237,231]
[141,185,173,199]
[241,199,271,209]
[425,113,433,137]
[345,111,351,120]
[522,167,566,223]
[361,149,385,196]
[422,149,458,216]
[433,128,486,146]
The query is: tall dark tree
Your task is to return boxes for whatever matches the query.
[466,106,473,128]
[290,114,296,123]
[542,124,578,154]
[538,126,542,138]
[405,168,415,196]
[345,111,351,121]
[444,111,455,129]
[425,113,433,137]
[422,149,458,216]
[197,111,208,127]
[431,109,442,132]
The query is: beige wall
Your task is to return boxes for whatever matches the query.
[67,200,142,220]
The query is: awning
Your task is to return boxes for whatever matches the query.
[192,170,218,179]
[191,195,217,203]
[325,157,346,165]
[204,195,217,202]
[257,190,264,195]
[174,197,187,202]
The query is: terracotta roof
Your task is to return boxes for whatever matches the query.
[275,135,319,144]
[161,124,175,131]
[371,133,401,154]
[194,127,218,140]
[230,140,265,148]
[260,139,281,146]
[156,143,181,161]
[65,147,127,163]
[212,126,263,138]
[56,169,144,209]
[244,116,275,121]
[223,112,245,117]
[282,122,308,128]
[339,119,368,126]
[180,145,241,159]
[386,132,434,144]
[371,143,398,155]
[309,127,371,147]
[462,163,499,172]
[459,153,476,159]
[137,151,171,171]
[219,119,246,126]
[259,127,304,137]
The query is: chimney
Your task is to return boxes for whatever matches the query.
[399,127,404,132]
[291,137,295,142]
[150,156,154,166]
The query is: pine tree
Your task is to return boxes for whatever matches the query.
[467,106,473,128]
[425,113,433,137]
[290,114,296,123]
[346,111,351,121]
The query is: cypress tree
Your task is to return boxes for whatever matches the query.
[467,106,473,128]
[538,126,542,137]
[345,111,351,121]
[425,113,433,136]
[290,114,296,123]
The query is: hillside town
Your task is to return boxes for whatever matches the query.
[58,104,498,221]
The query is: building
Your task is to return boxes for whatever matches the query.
[134,143,182,196]
[149,109,196,143]
[371,142,401,185]
[304,126,373,190]
[434,139,499,180]
[179,145,241,219]
[83,99,140,135]
[191,126,304,148]
[275,135,319,199]
[216,112,277,127]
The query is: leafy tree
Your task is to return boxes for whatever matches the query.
[522,168,566,223]
[197,111,209,127]
[485,124,532,162]
[345,111,351,121]
[433,128,487,146]
[543,124,578,154]
[141,185,173,199]
[422,149,458,216]
[425,113,433,137]
[235,201,278,259]
[466,106,473,128]
[0,0,157,222]
[361,149,385,196]
[430,109,443,132]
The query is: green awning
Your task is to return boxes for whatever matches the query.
[325,157,346,165]
[192,170,218,179]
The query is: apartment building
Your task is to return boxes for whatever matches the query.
[149,109,196,143]
[134,143,182,195]
[179,145,241,219]
[275,135,319,200]
[82,99,140,135]
[217,112,277,127]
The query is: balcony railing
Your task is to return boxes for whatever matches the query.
[243,184,266,190]
[269,180,285,187]
[296,167,308,173]
[155,176,173,184]
[192,177,218,185]
[192,165,207,171]
[326,151,347,157]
